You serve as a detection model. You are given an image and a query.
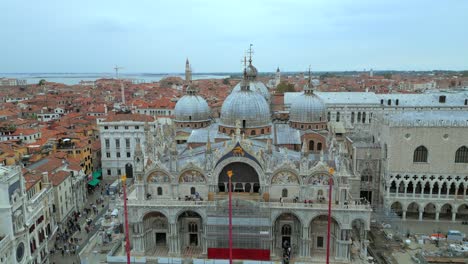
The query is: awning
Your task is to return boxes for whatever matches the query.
[92,169,102,179]
[88,178,100,186]
[175,135,189,141]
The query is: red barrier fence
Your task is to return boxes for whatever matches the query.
[207,248,270,261]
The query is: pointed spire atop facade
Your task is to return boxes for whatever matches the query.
[266,137,272,154]
[301,138,309,155]
[206,132,212,153]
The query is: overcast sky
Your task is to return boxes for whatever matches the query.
[2,0,467,73]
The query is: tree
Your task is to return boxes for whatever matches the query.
[222,78,230,85]
[383,73,392,79]
[38,79,46,86]
[276,81,295,93]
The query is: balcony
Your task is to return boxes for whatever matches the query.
[388,192,466,201]
[121,197,371,212]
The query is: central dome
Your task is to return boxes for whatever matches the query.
[220,86,271,128]
[289,92,327,123]
[174,93,210,122]
[232,80,270,102]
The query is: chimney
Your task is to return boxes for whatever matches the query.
[42,172,49,184]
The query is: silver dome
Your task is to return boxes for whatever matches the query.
[232,80,270,101]
[289,92,327,123]
[174,95,211,122]
[220,89,271,128]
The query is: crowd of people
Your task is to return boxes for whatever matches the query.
[49,182,109,262]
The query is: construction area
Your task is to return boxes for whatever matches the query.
[368,206,468,264]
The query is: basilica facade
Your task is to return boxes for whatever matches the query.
[117,59,372,263]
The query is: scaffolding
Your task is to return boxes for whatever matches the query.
[206,199,271,250]
[372,204,407,239]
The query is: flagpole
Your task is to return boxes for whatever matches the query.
[122,174,131,264]
[326,168,335,264]
[227,170,233,264]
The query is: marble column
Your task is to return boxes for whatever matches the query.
[300,226,310,257]
[169,223,179,255]
[435,211,440,221]
[402,210,407,221]
[452,212,457,222]
[419,211,423,221]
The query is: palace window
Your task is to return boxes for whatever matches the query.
[455,146,468,163]
[157,187,163,196]
[282,188,288,198]
[317,142,322,151]
[188,222,198,233]
[190,187,196,195]
[309,140,315,151]
[361,168,372,182]
[413,146,428,162]
[281,224,291,236]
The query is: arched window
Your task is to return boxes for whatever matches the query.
[413,146,428,162]
[351,112,355,123]
[190,187,196,195]
[281,224,292,236]
[222,128,226,133]
[251,130,256,136]
[362,112,366,123]
[282,188,288,198]
[455,146,468,163]
[157,187,163,196]
[387,99,391,105]
[317,142,322,151]
[361,168,372,182]
[309,140,314,151]
[396,99,399,106]
[336,112,340,122]
[188,222,198,233]
[327,112,331,121]
[261,129,264,134]
[357,112,361,122]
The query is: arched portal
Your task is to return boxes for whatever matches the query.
[310,215,340,258]
[274,213,301,258]
[406,202,420,219]
[142,211,169,255]
[440,204,453,220]
[456,204,468,220]
[390,201,403,218]
[218,162,260,193]
[423,203,437,220]
[177,210,203,255]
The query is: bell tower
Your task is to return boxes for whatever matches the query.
[185,58,192,83]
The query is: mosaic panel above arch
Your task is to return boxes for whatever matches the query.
[147,170,171,183]
[178,170,206,183]
[271,170,300,185]
[307,172,330,185]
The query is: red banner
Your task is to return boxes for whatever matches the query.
[207,248,270,261]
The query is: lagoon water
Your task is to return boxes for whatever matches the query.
[1,73,230,85]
